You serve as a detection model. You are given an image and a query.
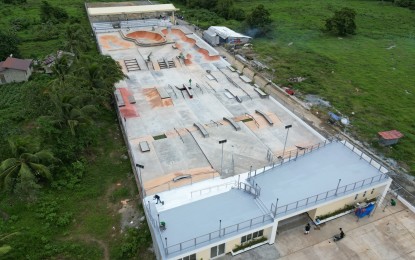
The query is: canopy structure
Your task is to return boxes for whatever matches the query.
[378,130,404,140]
[87,4,178,16]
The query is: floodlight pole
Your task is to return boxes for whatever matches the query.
[135,164,145,197]
[219,140,227,176]
[282,125,292,159]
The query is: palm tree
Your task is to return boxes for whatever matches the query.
[42,91,98,136]
[0,139,59,191]
[64,24,90,57]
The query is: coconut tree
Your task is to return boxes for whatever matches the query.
[0,139,59,191]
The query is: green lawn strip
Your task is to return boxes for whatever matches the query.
[231,0,415,173]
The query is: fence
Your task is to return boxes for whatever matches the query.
[190,181,236,198]
[270,173,390,218]
[342,140,388,173]
[164,214,273,255]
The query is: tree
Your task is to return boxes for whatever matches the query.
[40,1,68,23]
[0,139,59,191]
[41,92,97,136]
[0,32,20,60]
[64,24,90,57]
[325,8,357,36]
[246,4,272,37]
[215,0,233,19]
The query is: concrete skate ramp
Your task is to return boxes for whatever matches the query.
[126,31,166,44]
[163,28,220,61]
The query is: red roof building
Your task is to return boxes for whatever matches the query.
[0,57,33,84]
[378,130,404,145]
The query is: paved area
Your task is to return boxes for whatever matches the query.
[95,25,324,194]
[276,201,415,260]
[217,200,415,260]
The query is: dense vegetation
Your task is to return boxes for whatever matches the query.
[173,0,415,174]
[0,0,153,259]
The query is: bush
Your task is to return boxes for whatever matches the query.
[316,204,355,220]
[233,236,267,253]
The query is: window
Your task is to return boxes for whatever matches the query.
[354,194,359,200]
[210,243,225,258]
[371,189,374,194]
[177,253,196,260]
[241,229,264,244]
[363,191,367,197]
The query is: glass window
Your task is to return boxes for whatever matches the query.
[258,230,264,237]
[211,246,217,258]
[190,254,196,260]
[183,257,189,260]
[218,243,225,255]
[355,194,358,200]
[252,231,258,238]
[247,234,252,241]
[241,235,247,243]
[363,191,367,197]
[371,189,374,194]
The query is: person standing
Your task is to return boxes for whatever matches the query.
[154,194,162,204]
[304,223,311,234]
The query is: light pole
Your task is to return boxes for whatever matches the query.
[135,164,145,197]
[219,139,227,176]
[282,125,292,158]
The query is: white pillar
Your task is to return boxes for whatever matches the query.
[269,220,279,244]
[378,178,392,206]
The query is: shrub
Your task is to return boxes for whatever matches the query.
[233,236,267,253]
[317,204,355,220]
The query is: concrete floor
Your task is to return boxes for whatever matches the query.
[218,200,415,260]
[96,26,324,193]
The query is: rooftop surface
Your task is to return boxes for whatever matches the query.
[153,189,269,252]
[143,141,390,258]
[95,26,325,194]
[252,141,390,210]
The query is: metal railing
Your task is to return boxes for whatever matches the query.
[248,140,330,180]
[190,181,236,198]
[270,173,390,218]
[238,182,260,198]
[164,213,273,255]
[341,140,388,173]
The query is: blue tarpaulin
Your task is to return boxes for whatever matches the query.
[328,112,340,121]
[355,203,375,218]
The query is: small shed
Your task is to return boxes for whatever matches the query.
[203,26,251,46]
[378,130,403,146]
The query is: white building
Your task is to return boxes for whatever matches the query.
[0,57,33,84]
[203,26,251,46]
[87,3,392,259]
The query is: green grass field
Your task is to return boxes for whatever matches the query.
[0,1,154,259]
[234,0,415,174]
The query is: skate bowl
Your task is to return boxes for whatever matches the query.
[163,28,220,61]
[120,30,167,47]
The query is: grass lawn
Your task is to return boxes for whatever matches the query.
[234,0,415,174]
[0,0,154,259]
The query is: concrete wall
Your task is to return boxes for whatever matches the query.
[195,226,272,259]
[0,68,31,84]
[310,185,386,219]
[242,66,255,80]
[90,12,174,23]
[253,75,269,89]
[233,60,245,72]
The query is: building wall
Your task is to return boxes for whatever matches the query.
[195,226,272,260]
[0,68,30,84]
[308,185,386,220]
